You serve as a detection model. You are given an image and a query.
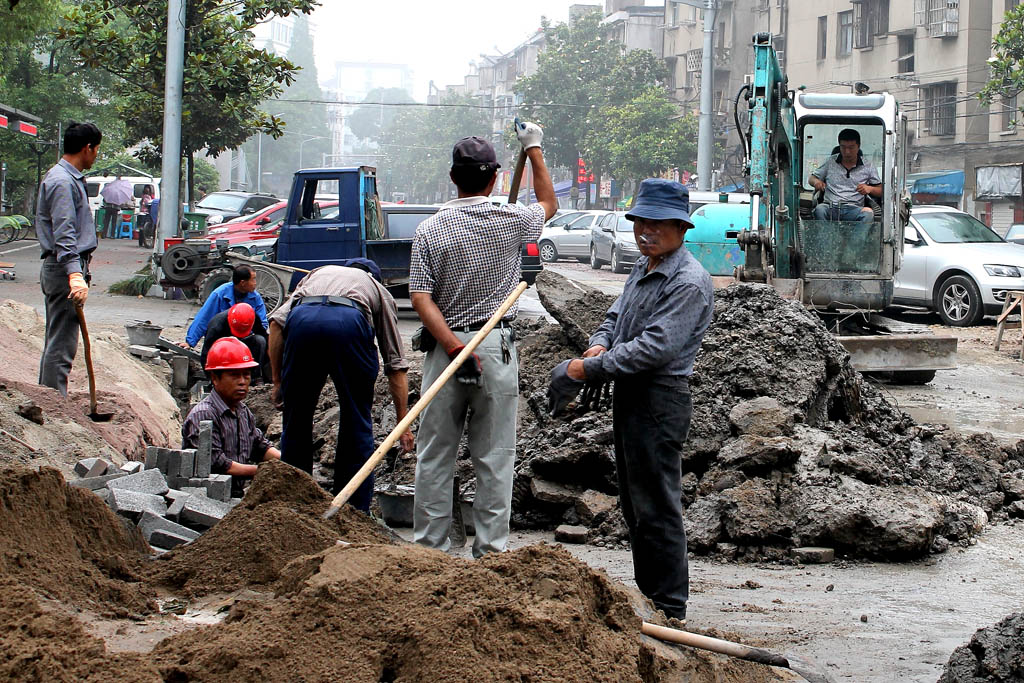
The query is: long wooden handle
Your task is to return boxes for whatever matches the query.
[507,149,527,204]
[75,306,99,415]
[641,622,789,668]
[324,280,529,518]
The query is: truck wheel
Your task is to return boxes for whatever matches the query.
[539,240,558,263]
[198,268,232,304]
[935,275,984,327]
[590,245,602,270]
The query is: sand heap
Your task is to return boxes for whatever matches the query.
[0,466,154,616]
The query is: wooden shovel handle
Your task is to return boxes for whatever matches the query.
[324,280,529,518]
[74,305,100,415]
[641,622,790,668]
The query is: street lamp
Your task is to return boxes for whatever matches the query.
[298,135,329,171]
[257,112,285,193]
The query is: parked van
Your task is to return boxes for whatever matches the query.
[84,176,160,214]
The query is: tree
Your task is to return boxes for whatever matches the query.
[582,88,698,191]
[59,0,318,201]
[980,4,1024,123]
[349,88,416,142]
[0,0,61,43]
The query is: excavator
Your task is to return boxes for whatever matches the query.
[732,33,956,383]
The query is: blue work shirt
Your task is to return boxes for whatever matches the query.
[35,159,97,275]
[583,245,713,383]
[186,282,269,347]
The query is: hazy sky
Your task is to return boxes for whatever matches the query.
[308,1,656,100]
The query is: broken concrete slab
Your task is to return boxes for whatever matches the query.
[791,547,835,564]
[180,495,233,528]
[554,525,589,544]
[195,421,212,477]
[120,461,144,475]
[728,397,795,437]
[108,488,167,519]
[137,511,201,546]
[74,457,108,478]
[106,468,169,497]
[530,479,578,505]
[575,489,617,523]
[717,435,800,474]
[16,400,44,425]
[68,471,128,491]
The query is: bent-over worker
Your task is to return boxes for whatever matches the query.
[182,337,281,496]
[268,261,413,512]
[549,179,713,622]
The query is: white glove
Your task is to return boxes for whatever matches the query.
[516,120,543,150]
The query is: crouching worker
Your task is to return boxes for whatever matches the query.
[548,179,713,623]
[199,303,268,382]
[183,337,281,496]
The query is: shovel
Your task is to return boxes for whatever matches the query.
[74,305,114,422]
[641,622,833,683]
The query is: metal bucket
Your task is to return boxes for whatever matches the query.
[125,321,162,346]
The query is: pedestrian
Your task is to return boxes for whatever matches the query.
[267,260,413,512]
[182,337,281,497]
[409,124,556,558]
[36,121,102,396]
[199,303,267,382]
[180,265,268,351]
[548,178,713,623]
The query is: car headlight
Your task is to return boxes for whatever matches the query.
[206,214,224,225]
[983,264,1022,277]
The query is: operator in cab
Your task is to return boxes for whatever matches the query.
[808,128,881,223]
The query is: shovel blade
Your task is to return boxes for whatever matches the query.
[86,409,115,422]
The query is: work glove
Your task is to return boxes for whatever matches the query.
[448,345,483,386]
[547,360,584,417]
[515,119,543,150]
[68,272,88,306]
[579,379,610,413]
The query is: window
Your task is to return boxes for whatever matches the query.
[817,17,827,60]
[854,0,889,48]
[385,211,436,239]
[923,82,957,136]
[837,11,854,56]
[1002,94,1018,131]
[915,0,958,37]
[897,34,915,73]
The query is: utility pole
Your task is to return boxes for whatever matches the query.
[670,0,718,191]
[157,0,185,254]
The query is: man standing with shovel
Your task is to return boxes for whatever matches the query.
[410,124,556,558]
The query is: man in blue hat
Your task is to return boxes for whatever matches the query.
[548,178,713,623]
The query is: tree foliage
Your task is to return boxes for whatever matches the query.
[349,87,416,142]
[0,0,61,44]
[980,4,1024,120]
[377,94,492,203]
[58,0,318,199]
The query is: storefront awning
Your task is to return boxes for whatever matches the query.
[907,170,964,196]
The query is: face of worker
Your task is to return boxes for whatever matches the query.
[236,274,257,294]
[82,144,100,170]
[633,217,687,260]
[839,139,860,165]
[212,369,251,405]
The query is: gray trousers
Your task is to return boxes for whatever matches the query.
[413,327,518,558]
[39,257,86,396]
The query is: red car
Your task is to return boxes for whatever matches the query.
[205,201,288,240]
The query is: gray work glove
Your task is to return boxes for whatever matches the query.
[547,360,584,417]
[579,379,610,413]
[515,119,543,150]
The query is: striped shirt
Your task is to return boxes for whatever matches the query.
[409,196,545,327]
[182,389,271,473]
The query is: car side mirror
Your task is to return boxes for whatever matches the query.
[601,225,613,232]
[243,207,257,215]
[257,217,270,224]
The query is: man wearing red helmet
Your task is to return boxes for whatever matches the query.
[198,303,268,380]
[183,337,281,494]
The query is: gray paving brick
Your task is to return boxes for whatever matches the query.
[149,529,196,550]
[74,457,108,478]
[178,449,196,478]
[106,468,169,496]
[202,474,232,502]
[156,448,171,474]
[180,495,232,528]
[144,446,160,470]
[68,472,128,491]
[195,421,212,477]
[128,344,160,358]
[166,497,186,522]
[179,486,208,498]
[137,511,201,546]
[120,461,144,475]
[108,488,167,518]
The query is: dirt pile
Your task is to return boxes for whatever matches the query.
[939,612,1024,682]
[146,461,393,596]
[149,542,780,682]
[0,466,154,616]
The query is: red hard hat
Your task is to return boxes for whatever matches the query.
[205,337,259,371]
[227,302,255,338]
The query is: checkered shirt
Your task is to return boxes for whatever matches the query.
[410,197,545,327]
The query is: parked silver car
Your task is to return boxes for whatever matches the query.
[590,212,641,273]
[1006,224,1024,246]
[539,210,608,262]
[893,206,1024,326]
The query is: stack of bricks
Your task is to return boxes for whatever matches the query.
[68,421,241,553]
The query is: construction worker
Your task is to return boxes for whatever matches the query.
[180,265,269,351]
[409,125,556,558]
[548,179,713,623]
[267,261,412,512]
[199,303,268,381]
[36,121,102,396]
[182,337,281,496]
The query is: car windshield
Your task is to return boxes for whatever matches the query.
[548,212,582,227]
[1007,224,1024,239]
[196,193,247,212]
[387,212,435,239]
[915,212,1003,244]
[616,216,634,232]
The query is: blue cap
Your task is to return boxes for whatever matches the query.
[625,178,692,226]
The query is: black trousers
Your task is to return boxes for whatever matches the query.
[612,376,692,619]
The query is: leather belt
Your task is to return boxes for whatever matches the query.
[295,295,366,316]
[452,318,515,333]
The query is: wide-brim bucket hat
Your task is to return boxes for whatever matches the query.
[625,178,693,227]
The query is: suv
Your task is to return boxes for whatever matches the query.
[191,190,280,226]
[893,206,1024,326]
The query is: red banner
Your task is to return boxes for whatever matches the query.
[17,121,37,136]
[0,115,7,129]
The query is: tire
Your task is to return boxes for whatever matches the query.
[611,248,628,274]
[539,240,558,263]
[251,264,285,313]
[935,275,984,327]
[891,370,937,385]
[590,245,602,270]
[198,268,232,304]
[0,218,15,245]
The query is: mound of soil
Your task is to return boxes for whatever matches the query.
[0,580,159,682]
[0,467,153,616]
[146,461,393,596]
[939,611,1024,682]
[150,542,781,682]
